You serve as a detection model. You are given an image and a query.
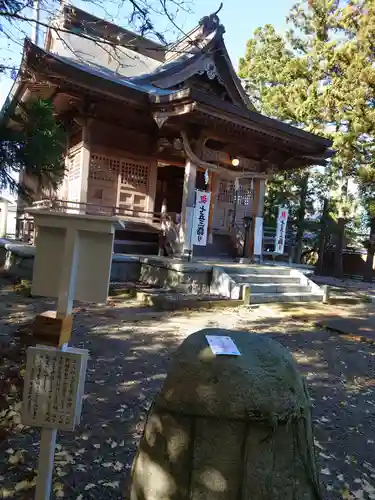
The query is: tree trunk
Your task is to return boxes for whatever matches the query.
[315,198,329,276]
[293,173,309,264]
[334,217,345,278]
[363,216,375,283]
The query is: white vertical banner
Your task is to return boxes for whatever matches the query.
[185,206,195,250]
[254,216,263,256]
[275,207,289,254]
[191,190,211,247]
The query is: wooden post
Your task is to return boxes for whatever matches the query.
[0,199,9,237]
[79,123,91,207]
[180,160,197,255]
[147,162,158,220]
[248,178,266,260]
[34,226,79,500]
[316,198,329,276]
[207,172,217,244]
[322,285,330,304]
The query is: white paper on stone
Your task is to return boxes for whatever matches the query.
[205,335,241,356]
[21,346,89,431]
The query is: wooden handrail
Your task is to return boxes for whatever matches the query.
[29,199,163,221]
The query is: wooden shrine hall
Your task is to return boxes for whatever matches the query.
[8,5,333,259]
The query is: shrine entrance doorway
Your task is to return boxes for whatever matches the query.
[155,164,184,217]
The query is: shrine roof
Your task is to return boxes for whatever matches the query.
[5,5,333,164]
[150,88,332,150]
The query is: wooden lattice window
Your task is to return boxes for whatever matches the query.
[89,154,120,182]
[119,159,149,192]
[238,182,253,207]
[217,180,235,203]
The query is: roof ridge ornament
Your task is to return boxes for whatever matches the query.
[199,3,224,35]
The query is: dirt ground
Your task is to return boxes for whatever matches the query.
[1,280,375,499]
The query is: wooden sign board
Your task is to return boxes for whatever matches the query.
[21,346,89,431]
[29,211,117,303]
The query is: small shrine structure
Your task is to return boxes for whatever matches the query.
[7,5,333,258]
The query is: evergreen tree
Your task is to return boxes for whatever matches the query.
[0,98,65,198]
[239,0,375,278]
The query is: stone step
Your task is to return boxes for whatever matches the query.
[232,274,300,285]
[137,290,242,311]
[225,266,292,276]
[245,283,311,294]
[249,292,323,304]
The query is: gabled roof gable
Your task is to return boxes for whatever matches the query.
[131,12,254,109]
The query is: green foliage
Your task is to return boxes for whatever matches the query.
[239,0,375,243]
[0,98,65,199]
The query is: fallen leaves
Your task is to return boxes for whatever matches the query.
[8,450,24,465]
[14,479,35,492]
[102,480,120,489]
[84,483,96,491]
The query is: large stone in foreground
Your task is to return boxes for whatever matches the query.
[130,328,322,500]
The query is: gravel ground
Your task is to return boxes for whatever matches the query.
[0,280,375,499]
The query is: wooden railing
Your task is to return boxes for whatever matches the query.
[30,199,162,224]
[21,199,186,257]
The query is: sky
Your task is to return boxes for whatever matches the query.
[0,0,296,106]
[186,0,296,67]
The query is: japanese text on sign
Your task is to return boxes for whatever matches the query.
[192,190,211,247]
[206,335,241,356]
[21,346,88,431]
[275,207,289,254]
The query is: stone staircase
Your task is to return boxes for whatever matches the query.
[113,221,159,255]
[213,265,323,304]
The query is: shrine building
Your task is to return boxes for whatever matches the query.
[7,6,333,259]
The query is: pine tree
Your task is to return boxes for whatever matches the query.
[0,98,65,198]
[239,0,375,279]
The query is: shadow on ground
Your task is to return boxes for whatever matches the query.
[0,282,374,499]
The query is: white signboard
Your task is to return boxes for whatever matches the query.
[21,346,89,431]
[275,207,289,254]
[254,216,264,256]
[184,206,195,250]
[206,335,241,356]
[192,190,211,247]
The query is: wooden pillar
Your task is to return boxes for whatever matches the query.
[79,124,91,206]
[0,199,9,238]
[248,178,266,259]
[180,159,197,254]
[207,172,218,244]
[147,162,158,219]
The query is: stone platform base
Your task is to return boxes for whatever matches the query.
[0,240,323,305]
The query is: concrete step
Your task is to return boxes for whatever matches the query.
[249,292,323,304]
[225,266,292,276]
[245,283,311,294]
[232,274,300,285]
